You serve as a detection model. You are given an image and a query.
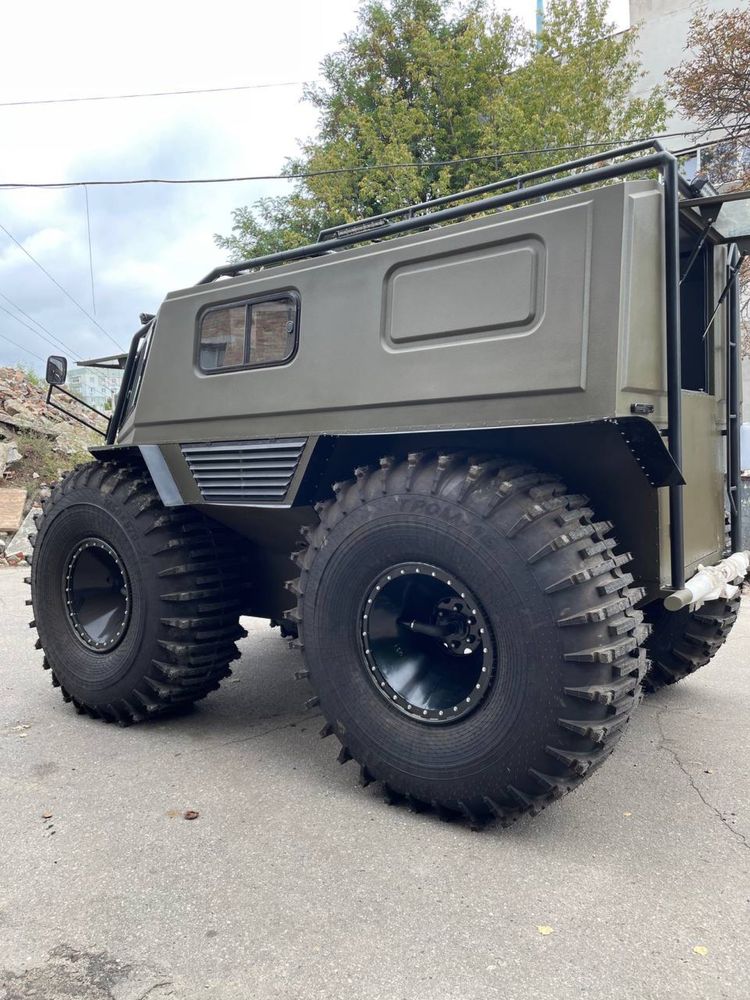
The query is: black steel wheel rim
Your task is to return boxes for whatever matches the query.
[360,562,495,724]
[64,538,131,652]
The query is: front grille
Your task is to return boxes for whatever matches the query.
[181,438,307,504]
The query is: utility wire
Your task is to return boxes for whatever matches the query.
[0,126,744,191]
[0,300,78,357]
[0,223,125,352]
[0,328,45,363]
[0,289,73,349]
[0,125,741,361]
[0,291,77,354]
[84,186,96,314]
[0,80,308,108]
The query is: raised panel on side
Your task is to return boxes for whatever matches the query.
[384,240,542,349]
[377,200,592,396]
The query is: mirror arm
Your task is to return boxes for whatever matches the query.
[45,384,109,438]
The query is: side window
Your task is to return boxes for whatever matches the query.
[198,295,298,372]
[200,305,245,371]
[249,300,295,366]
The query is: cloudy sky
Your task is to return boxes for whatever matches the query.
[0,0,630,369]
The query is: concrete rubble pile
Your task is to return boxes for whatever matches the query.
[0,367,106,567]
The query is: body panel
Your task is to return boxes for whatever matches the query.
[661,392,726,584]
[121,182,659,443]
[107,175,736,598]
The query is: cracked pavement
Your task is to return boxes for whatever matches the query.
[1,567,748,999]
[654,707,749,854]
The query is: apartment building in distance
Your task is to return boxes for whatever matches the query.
[66,366,123,411]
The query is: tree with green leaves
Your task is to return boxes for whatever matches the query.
[216,0,665,260]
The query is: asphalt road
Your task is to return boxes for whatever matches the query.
[1,567,748,1000]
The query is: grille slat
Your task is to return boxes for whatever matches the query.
[182,439,307,455]
[185,472,295,483]
[200,478,294,488]
[201,488,289,498]
[181,437,306,504]
[184,458,301,466]
[185,460,299,472]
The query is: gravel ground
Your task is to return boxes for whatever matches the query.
[1,567,748,1000]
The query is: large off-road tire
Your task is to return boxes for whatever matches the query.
[28,461,246,724]
[643,594,740,693]
[289,452,648,825]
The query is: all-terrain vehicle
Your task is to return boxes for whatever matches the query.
[31,140,750,825]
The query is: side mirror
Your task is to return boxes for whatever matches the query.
[45,355,67,386]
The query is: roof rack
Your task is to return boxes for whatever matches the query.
[198,138,691,286]
[316,138,694,241]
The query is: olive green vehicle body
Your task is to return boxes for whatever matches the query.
[110,178,732,621]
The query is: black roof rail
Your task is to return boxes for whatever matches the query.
[316,138,691,242]
[198,138,690,286]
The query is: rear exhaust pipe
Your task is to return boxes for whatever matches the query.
[664,550,749,611]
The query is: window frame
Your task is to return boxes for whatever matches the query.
[195,289,301,375]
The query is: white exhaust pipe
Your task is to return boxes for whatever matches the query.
[664,550,750,611]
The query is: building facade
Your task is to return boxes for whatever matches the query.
[66,367,123,411]
[628,0,738,147]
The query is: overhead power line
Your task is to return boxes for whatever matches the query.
[0,126,742,191]
[0,223,125,352]
[0,300,78,357]
[0,328,45,363]
[0,289,78,355]
[83,186,97,315]
[0,126,741,361]
[0,80,308,108]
